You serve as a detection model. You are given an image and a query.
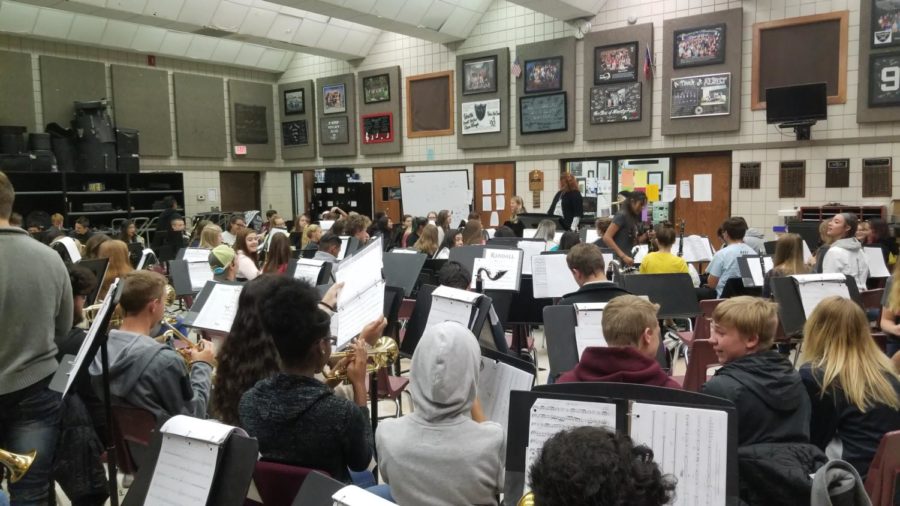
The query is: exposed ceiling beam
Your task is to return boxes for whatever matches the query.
[507,0,606,21]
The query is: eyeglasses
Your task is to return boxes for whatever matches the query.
[323,336,338,346]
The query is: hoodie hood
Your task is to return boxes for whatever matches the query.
[558,347,680,388]
[745,228,765,240]
[831,237,862,251]
[717,350,807,411]
[89,329,168,399]
[410,321,481,423]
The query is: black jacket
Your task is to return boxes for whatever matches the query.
[737,442,827,506]
[559,282,630,305]
[800,365,900,479]
[547,190,583,230]
[701,350,811,446]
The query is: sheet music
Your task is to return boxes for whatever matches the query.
[602,253,614,267]
[333,239,384,346]
[865,247,890,278]
[524,398,617,497]
[192,283,242,333]
[629,402,728,506]
[469,248,522,291]
[802,240,813,263]
[293,259,325,286]
[586,230,599,243]
[517,240,547,276]
[531,254,579,298]
[478,357,534,430]
[183,247,210,263]
[744,257,765,288]
[137,248,155,270]
[66,279,118,396]
[434,247,450,259]
[573,302,607,327]
[333,279,385,349]
[553,231,563,243]
[674,236,715,263]
[320,220,335,231]
[188,262,214,292]
[160,414,246,444]
[633,244,649,264]
[793,273,851,318]
[332,485,396,506]
[575,325,607,359]
[58,237,82,263]
[337,236,351,260]
[523,229,537,239]
[145,434,220,506]
[427,285,481,329]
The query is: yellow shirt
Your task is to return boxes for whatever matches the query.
[639,251,689,275]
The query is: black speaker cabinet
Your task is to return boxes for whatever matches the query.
[117,155,139,173]
[116,128,139,157]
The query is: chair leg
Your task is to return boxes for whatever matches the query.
[394,398,402,418]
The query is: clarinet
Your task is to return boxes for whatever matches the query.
[677,219,686,257]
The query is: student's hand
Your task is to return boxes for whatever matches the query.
[346,342,369,405]
[622,256,635,266]
[359,317,388,346]
[321,282,344,310]
[189,339,216,366]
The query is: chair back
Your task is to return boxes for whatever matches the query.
[693,299,724,341]
[110,405,157,474]
[246,461,326,506]
[864,430,900,506]
[859,289,885,320]
[682,339,719,392]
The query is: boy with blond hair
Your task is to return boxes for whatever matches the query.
[702,296,810,445]
[557,295,679,388]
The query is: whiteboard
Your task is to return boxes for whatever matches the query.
[400,170,470,227]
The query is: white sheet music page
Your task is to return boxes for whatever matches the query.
[802,240,813,263]
[188,262,214,291]
[183,247,210,263]
[192,283,243,333]
[629,402,728,506]
[573,303,607,327]
[427,285,481,329]
[333,279,385,348]
[333,238,385,347]
[746,258,765,287]
[675,236,715,263]
[517,240,547,275]
[575,325,607,359]
[293,259,325,286]
[469,248,522,291]
[793,273,851,318]
[523,229,537,239]
[633,244,649,264]
[478,357,534,430]
[586,230,599,243]
[865,247,890,278]
[137,248,155,270]
[763,256,774,273]
[59,237,82,263]
[337,236,352,260]
[531,254,579,298]
[332,485,396,506]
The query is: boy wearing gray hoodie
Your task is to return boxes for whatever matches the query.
[822,213,869,291]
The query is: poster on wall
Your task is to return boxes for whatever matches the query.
[519,92,567,134]
[233,103,268,144]
[461,99,501,134]
[590,82,641,124]
[594,42,638,84]
[869,52,900,106]
[282,120,308,147]
[361,113,393,144]
[673,24,726,68]
[670,73,730,119]
[362,74,390,104]
[283,89,305,115]
[462,55,498,95]
[320,116,349,144]
[524,57,563,93]
[872,0,900,48]
[322,83,346,114]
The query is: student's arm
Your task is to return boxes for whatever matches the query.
[471,397,487,422]
[603,220,632,264]
[705,253,725,289]
[344,403,374,471]
[881,305,900,335]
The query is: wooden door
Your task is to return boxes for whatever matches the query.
[672,153,731,244]
[373,167,404,223]
[220,171,261,212]
[474,162,516,227]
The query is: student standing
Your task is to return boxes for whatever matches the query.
[821,213,869,291]
[602,191,647,266]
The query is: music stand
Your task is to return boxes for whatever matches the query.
[517,213,565,230]
[286,258,333,286]
[621,273,701,320]
[78,257,109,305]
[383,252,427,297]
[291,471,345,506]
[541,305,579,380]
[400,284,493,357]
[770,274,861,338]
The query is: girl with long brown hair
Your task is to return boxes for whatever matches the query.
[233,227,260,281]
[97,239,134,300]
[461,219,484,246]
[262,233,292,274]
[414,224,440,257]
[762,233,809,298]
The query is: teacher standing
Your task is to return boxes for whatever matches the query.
[546,172,583,231]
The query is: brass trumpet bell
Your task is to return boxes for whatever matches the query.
[517,492,535,506]
[322,336,399,381]
[0,448,35,483]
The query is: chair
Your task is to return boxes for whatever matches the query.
[864,430,900,506]
[673,339,719,392]
[110,405,157,475]
[675,298,724,361]
[244,461,327,506]
[366,368,410,418]
[859,289,885,325]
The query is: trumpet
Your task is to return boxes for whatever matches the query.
[322,337,399,381]
[155,285,204,366]
[0,448,35,483]
[518,492,535,506]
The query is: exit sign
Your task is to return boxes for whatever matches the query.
[234,145,247,155]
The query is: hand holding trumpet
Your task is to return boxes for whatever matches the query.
[185,338,216,367]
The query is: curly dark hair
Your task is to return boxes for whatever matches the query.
[258,277,331,369]
[438,261,471,290]
[68,263,97,298]
[209,274,283,426]
[529,426,676,506]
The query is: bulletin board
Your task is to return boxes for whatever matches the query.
[858,1,900,123]
[407,71,454,138]
[516,37,576,145]
[456,48,510,149]
[228,80,275,160]
[40,56,106,127]
[174,73,227,158]
[111,65,172,156]
[0,51,35,131]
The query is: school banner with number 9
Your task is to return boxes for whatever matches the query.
[869,52,900,107]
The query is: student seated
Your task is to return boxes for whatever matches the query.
[557,295,679,388]
[822,213,869,291]
[762,233,809,299]
[702,296,810,446]
[313,233,342,264]
[799,296,900,479]
[438,261,509,354]
[639,223,696,283]
[90,271,215,422]
[209,244,237,282]
[879,267,900,358]
[527,426,676,506]
[559,244,630,305]
[377,322,505,506]
[239,277,385,483]
[705,217,757,297]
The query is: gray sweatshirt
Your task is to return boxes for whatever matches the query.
[0,227,72,394]
[89,329,212,422]
[822,237,869,290]
[376,322,505,506]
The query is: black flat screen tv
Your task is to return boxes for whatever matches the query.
[765,83,827,124]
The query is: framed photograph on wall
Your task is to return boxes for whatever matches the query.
[869,52,900,107]
[361,112,393,144]
[524,56,563,93]
[673,24,726,68]
[282,119,308,146]
[320,116,349,144]
[322,83,346,114]
[873,1,900,48]
[594,42,638,84]
[670,73,731,118]
[519,92,567,134]
[284,88,305,115]
[461,98,501,134]
[589,82,641,124]
[462,55,498,95]
[362,74,390,104]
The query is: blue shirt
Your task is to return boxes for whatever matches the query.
[707,242,757,297]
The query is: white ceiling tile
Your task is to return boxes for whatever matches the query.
[67,14,107,43]
[106,0,147,13]
[130,24,166,51]
[210,38,242,62]
[291,17,325,46]
[352,0,376,13]
[0,2,40,33]
[457,0,490,10]
[421,0,453,30]
[257,47,284,69]
[394,0,428,25]
[176,0,217,26]
[100,18,136,46]
[438,6,474,37]
[159,29,192,55]
[32,8,74,38]
[371,0,403,19]
[210,1,249,32]
[185,34,218,59]
[142,0,184,21]
[266,13,301,43]
[338,27,367,55]
[317,22,348,49]
[240,7,277,37]
[234,43,264,66]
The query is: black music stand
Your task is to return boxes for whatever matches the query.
[291,471,344,505]
[78,257,109,305]
[448,245,487,275]
[286,259,333,286]
[169,259,199,297]
[300,248,317,259]
[737,255,772,288]
[517,213,565,230]
[621,273,700,320]
[541,305,579,380]
[383,252,427,297]
[399,284,493,357]
[770,274,861,338]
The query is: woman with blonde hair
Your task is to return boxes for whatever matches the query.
[503,196,527,237]
[534,219,558,246]
[413,224,440,257]
[97,239,134,300]
[762,233,810,298]
[801,296,900,478]
[303,224,322,251]
[199,224,223,249]
[879,266,900,359]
